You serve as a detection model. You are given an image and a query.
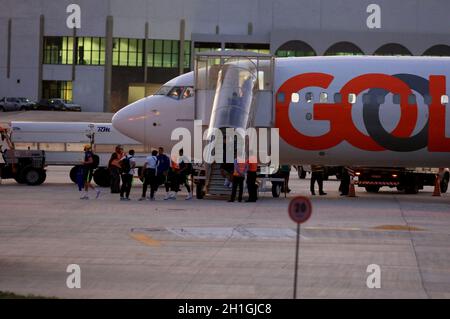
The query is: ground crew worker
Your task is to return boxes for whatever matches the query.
[310,165,327,196]
[246,156,258,202]
[119,150,136,201]
[279,165,292,193]
[229,156,247,203]
[339,167,350,196]
[80,145,101,200]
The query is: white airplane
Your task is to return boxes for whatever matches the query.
[112,54,450,167]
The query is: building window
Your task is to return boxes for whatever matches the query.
[147,40,190,69]
[42,81,73,101]
[113,38,144,67]
[43,37,74,64]
[77,37,105,65]
[225,43,270,54]
[275,40,316,57]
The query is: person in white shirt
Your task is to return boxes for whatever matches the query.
[140,150,159,201]
[119,150,136,201]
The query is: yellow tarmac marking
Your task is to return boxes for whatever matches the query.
[373,225,424,232]
[130,233,161,247]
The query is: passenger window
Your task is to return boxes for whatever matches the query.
[408,94,416,105]
[334,93,342,103]
[291,93,300,103]
[393,94,401,105]
[305,92,314,103]
[319,92,328,103]
[348,94,356,104]
[441,95,449,105]
[424,95,432,105]
[277,92,285,103]
[182,87,195,99]
[168,87,184,100]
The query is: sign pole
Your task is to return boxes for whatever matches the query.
[293,223,301,299]
[288,196,312,300]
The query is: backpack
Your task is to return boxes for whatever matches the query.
[121,156,132,174]
[91,153,100,169]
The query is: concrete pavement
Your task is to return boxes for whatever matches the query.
[0,167,449,299]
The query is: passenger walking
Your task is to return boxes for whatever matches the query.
[229,157,247,203]
[154,147,172,200]
[246,156,258,202]
[119,150,136,201]
[310,165,327,196]
[178,149,193,200]
[80,145,101,200]
[109,145,124,193]
[165,158,181,200]
[140,150,159,201]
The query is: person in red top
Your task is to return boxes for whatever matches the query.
[246,155,258,202]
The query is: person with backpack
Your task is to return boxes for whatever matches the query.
[109,145,124,194]
[119,150,136,201]
[140,150,159,201]
[80,144,101,200]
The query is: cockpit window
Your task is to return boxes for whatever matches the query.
[182,87,195,99]
[156,86,195,100]
[168,87,184,100]
[155,86,172,96]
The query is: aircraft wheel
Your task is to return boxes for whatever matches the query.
[272,183,281,198]
[441,173,449,193]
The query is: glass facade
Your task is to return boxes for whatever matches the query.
[43,37,74,64]
[77,37,106,65]
[147,40,191,69]
[113,38,144,67]
[43,36,191,68]
[42,81,73,101]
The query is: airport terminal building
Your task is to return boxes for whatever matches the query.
[1,0,450,112]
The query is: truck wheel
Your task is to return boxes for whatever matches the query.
[93,168,110,188]
[272,183,282,198]
[405,183,419,194]
[196,183,205,199]
[441,174,449,193]
[365,186,380,193]
[14,176,25,184]
[69,166,81,184]
[21,167,46,186]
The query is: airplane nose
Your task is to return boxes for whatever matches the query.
[112,101,147,143]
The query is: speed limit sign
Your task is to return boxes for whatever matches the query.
[288,196,312,224]
[289,196,313,299]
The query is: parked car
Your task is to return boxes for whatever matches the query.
[0,97,36,112]
[35,99,82,112]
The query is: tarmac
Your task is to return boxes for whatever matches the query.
[1,166,450,299]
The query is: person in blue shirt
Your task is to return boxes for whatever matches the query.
[156,147,172,199]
